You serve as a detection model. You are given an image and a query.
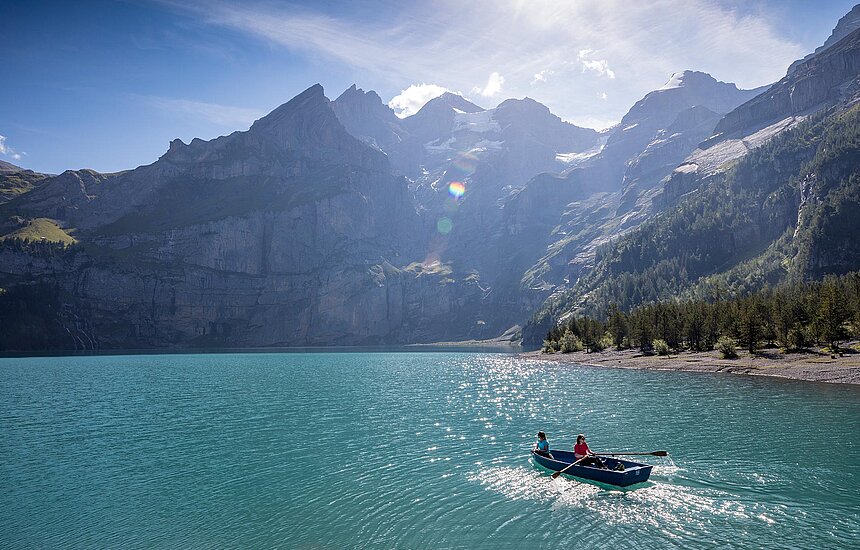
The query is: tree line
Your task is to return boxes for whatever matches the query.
[543,271,860,355]
[527,105,860,348]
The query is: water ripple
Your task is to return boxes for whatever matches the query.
[1,352,858,548]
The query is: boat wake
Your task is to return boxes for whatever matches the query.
[469,464,788,542]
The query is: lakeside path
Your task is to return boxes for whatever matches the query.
[523,346,860,385]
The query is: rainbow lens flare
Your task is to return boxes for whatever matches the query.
[448,181,466,199]
[452,150,479,176]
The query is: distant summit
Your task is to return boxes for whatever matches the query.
[714,25,860,139]
[331,84,405,152]
[658,70,731,90]
[5,4,860,353]
[413,92,483,117]
[0,159,23,173]
[788,3,860,74]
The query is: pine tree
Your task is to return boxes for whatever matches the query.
[772,291,794,350]
[816,276,849,351]
[607,303,629,349]
[737,297,766,353]
[633,308,654,352]
[683,302,705,351]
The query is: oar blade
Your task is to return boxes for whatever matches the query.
[652,450,668,457]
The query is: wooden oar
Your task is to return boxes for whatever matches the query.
[551,456,587,479]
[592,450,668,457]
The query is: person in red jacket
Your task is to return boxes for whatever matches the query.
[573,434,607,469]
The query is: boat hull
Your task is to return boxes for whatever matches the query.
[531,449,653,487]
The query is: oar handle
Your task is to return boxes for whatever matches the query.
[551,455,587,479]
[593,450,668,457]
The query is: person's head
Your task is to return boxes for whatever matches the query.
[537,431,546,441]
[577,434,586,444]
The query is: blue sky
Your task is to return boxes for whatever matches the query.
[1,0,856,174]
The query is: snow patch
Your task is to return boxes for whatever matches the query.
[556,142,605,165]
[474,139,504,151]
[660,72,686,90]
[556,150,596,164]
[424,137,456,153]
[674,163,699,174]
[453,110,500,133]
[685,116,803,174]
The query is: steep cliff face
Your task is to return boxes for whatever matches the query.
[502,71,761,311]
[506,72,761,227]
[0,165,49,204]
[657,26,860,222]
[522,24,860,348]
[1,85,505,349]
[0,82,603,349]
[788,4,860,74]
[331,84,406,153]
[714,27,860,140]
[331,87,601,333]
[790,108,860,278]
[6,8,860,352]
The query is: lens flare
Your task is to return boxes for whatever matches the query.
[451,150,480,176]
[437,217,453,234]
[448,181,466,199]
[443,197,460,214]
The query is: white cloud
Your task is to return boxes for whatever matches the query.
[142,96,265,127]
[600,92,608,100]
[163,0,808,125]
[472,72,505,97]
[0,135,24,160]
[578,49,616,79]
[388,83,454,118]
[531,69,554,85]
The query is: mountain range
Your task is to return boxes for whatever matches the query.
[3,5,860,351]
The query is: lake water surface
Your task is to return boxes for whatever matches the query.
[1,352,858,548]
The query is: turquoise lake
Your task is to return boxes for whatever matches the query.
[1,352,858,548]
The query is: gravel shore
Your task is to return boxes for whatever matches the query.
[523,344,860,385]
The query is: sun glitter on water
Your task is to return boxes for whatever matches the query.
[448,182,466,199]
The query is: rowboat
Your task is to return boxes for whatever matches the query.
[531,449,653,487]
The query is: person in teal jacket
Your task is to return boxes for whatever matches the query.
[533,431,553,459]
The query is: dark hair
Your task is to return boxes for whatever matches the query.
[537,431,546,439]
[577,434,585,443]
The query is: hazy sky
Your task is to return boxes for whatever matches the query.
[1,0,856,174]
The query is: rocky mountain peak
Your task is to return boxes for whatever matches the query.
[659,70,719,90]
[149,83,391,178]
[332,85,400,126]
[334,83,385,107]
[249,83,328,134]
[494,97,550,116]
[714,25,860,139]
[412,92,483,118]
[788,4,860,74]
[621,70,752,128]
[331,84,406,154]
[242,83,386,170]
[0,160,24,173]
[492,96,598,150]
[401,92,484,144]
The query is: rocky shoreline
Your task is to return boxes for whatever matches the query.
[523,344,860,385]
